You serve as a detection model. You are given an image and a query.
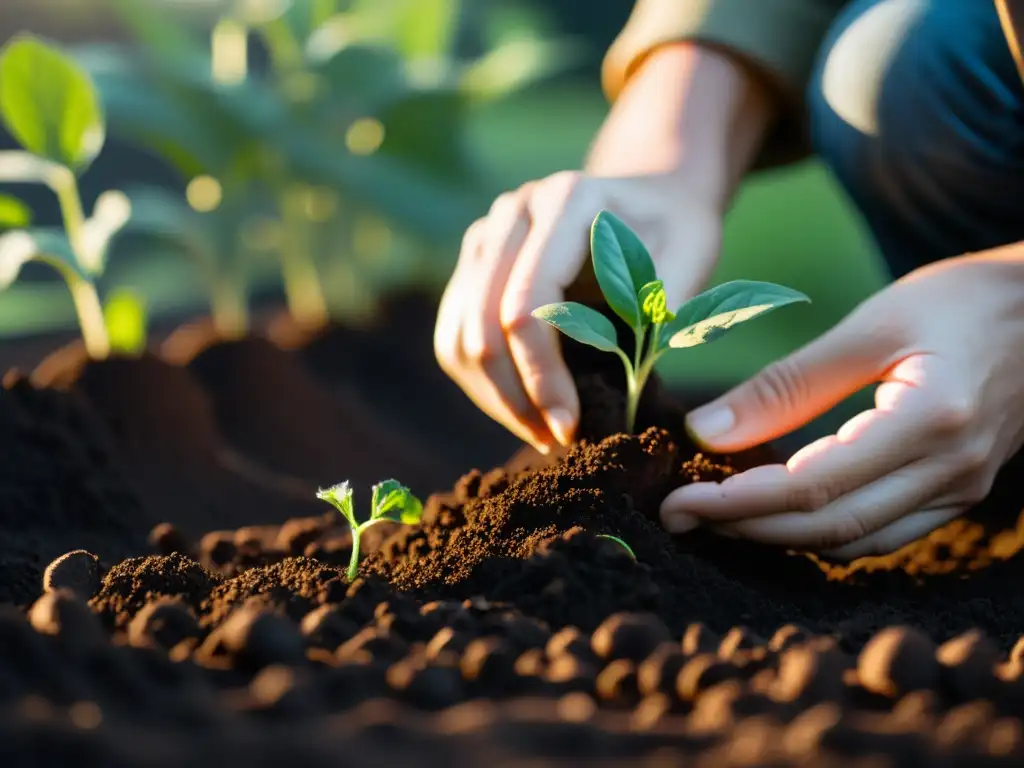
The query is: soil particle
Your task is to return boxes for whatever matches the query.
[42,550,102,600]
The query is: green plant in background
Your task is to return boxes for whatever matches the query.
[316,478,423,580]
[0,35,133,359]
[533,211,810,434]
[65,0,575,331]
[119,184,253,337]
[597,534,635,560]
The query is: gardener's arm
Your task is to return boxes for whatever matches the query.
[604,0,850,169]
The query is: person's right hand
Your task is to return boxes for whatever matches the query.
[433,170,724,454]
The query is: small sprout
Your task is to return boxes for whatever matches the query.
[533,211,810,433]
[316,479,423,581]
[597,534,636,561]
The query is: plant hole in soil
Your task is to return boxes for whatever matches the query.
[0,292,1023,766]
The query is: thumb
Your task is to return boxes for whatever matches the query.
[684,311,903,453]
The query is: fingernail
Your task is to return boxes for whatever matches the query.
[665,513,699,534]
[686,406,735,444]
[544,408,576,446]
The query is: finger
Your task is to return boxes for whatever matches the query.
[434,219,485,378]
[821,507,964,561]
[459,192,556,448]
[451,351,555,452]
[662,372,936,523]
[710,457,959,550]
[500,185,591,446]
[435,218,553,452]
[684,304,909,453]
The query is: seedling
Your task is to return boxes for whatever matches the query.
[0,35,131,359]
[597,534,636,560]
[316,479,423,580]
[533,211,810,433]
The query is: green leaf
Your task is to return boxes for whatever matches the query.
[531,302,618,353]
[0,35,105,170]
[346,0,460,63]
[597,534,636,560]
[377,89,476,184]
[103,287,147,355]
[0,228,86,289]
[316,480,357,528]
[663,280,810,350]
[0,194,31,231]
[307,43,408,116]
[371,479,423,524]
[589,211,657,328]
[638,280,674,326]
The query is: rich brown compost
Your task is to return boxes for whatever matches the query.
[0,292,1022,767]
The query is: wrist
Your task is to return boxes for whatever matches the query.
[585,42,777,213]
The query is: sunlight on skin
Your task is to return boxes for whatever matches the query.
[663,355,934,524]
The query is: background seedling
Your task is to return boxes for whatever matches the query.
[533,210,810,433]
[0,35,133,359]
[316,478,423,580]
[597,534,635,560]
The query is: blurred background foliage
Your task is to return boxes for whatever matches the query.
[0,0,889,397]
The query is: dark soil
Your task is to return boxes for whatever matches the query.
[0,292,1023,766]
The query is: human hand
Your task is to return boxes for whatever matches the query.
[660,245,1024,559]
[434,171,722,453]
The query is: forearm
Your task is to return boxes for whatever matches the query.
[585,42,779,213]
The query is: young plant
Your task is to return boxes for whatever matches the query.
[316,479,423,580]
[597,534,636,561]
[0,35,132,359]
[532,211,811,434]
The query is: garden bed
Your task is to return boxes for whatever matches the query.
[2,291,1024,767]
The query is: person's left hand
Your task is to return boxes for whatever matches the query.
[659,243,1024,560]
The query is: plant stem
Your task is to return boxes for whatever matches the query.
[211,277,249,339]
[211,17,249,84]
[623,325,648,434]
[623,323,664,434]
[279,187,329,329]
[53,171,90,272]
[68,275,110,359]
[261,16,304,73]
[347,527,362,581]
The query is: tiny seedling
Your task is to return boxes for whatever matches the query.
[316,479,423,581]
[532,211,810,433]
[0,35,132,359]
[597,534,636,560]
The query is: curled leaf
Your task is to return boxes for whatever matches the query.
[639,280,674,325]
[316,480,356,528]
[371,479,423,524]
